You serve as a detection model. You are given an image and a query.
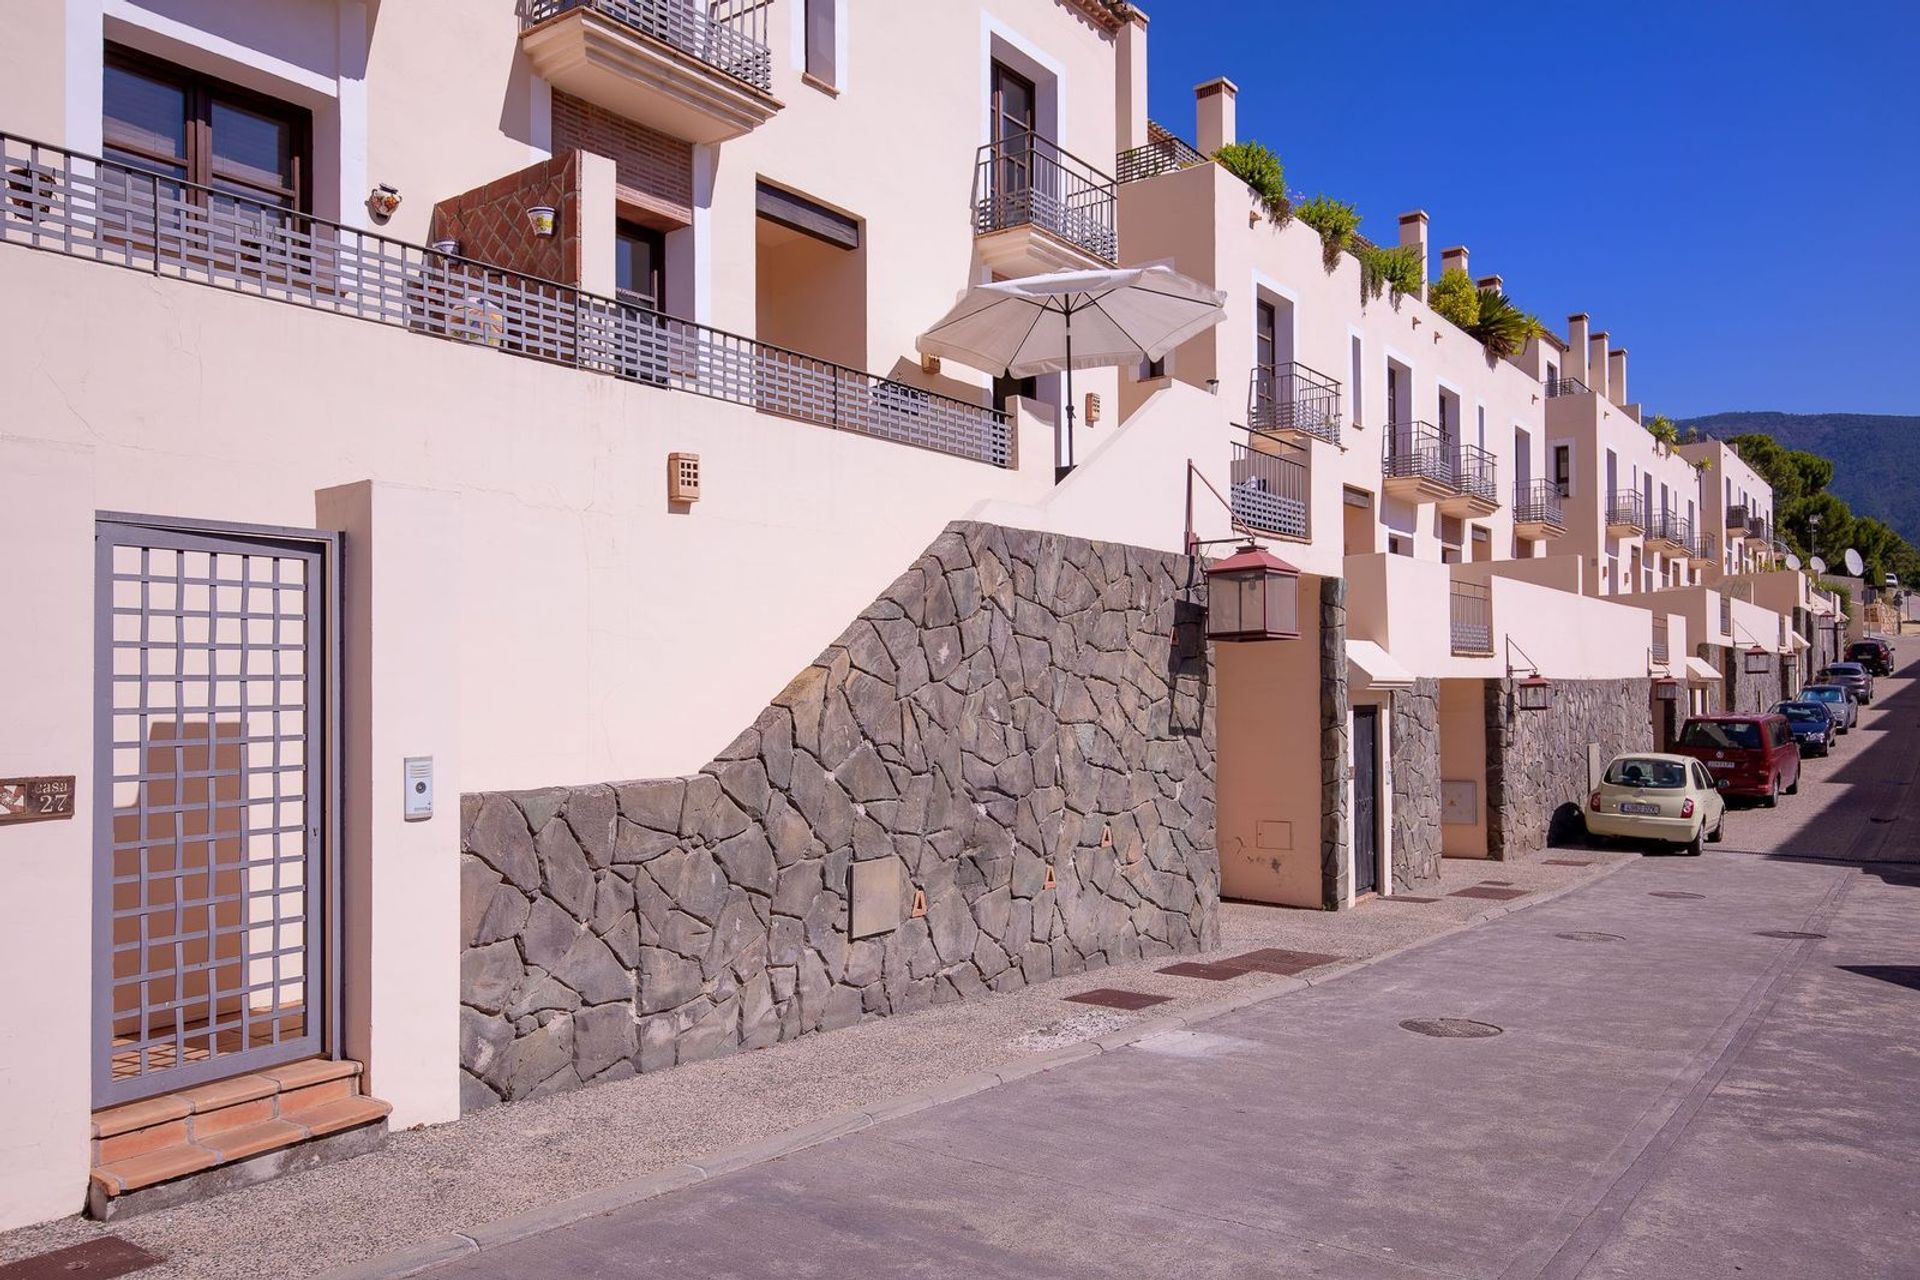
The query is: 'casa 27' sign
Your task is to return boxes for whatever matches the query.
[0,776,76,824]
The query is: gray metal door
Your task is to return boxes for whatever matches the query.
[94,515,338,1108]
[1352,707,1380,897]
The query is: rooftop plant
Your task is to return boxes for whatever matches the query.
[1428,267,1480,330]
[1469,288,1544,360]
[1646,413,1681,446]
[1213,140,1291,227]
[1294,194,1361,270]
[1357,242,1423,302]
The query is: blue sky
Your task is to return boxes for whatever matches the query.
[1142,1,1918,417]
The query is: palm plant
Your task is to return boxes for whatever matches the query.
[1468,288,1543,359]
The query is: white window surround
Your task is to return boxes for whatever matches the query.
[980,14,1065,147]
[790,0,848,92]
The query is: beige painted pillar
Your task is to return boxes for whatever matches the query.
[0,438,95,1231]
[1609,348,1629,408]
[574,150,618,297]
[1439,245,1469,280]
[1588,331,1611,402]
[1477,274,1503,295]
[1398,211,1429,301]
[1195,77,1237,156]
[1565,314,1590,387]
[1115,11,1150,153]
[315,480,463,1131]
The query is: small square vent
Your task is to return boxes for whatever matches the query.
[668,452,701,503]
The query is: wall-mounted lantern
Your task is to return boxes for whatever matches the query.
[1743,644,1770,674]
[1654,678,1682,702]
[527,205,558,237]
[1203,542,1300,641]
[1515,675,1554,711]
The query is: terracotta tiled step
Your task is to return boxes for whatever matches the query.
[89,1058,389,1209]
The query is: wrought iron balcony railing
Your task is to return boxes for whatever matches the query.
[1382,423,1499,505]
[1746,514,1770,540]
[1651,512,1694,552]
[1513,479,1565,528]
[1247,361,1342,446]
[1726,503,1749,530]
[0,133,1011,467]
[522,0,775,93]
[1544,376,1590,398]
[1229,441,1309,540]
[1450,580,1493,656]
[1607,489,1647,529]
[972,132,1117,262]
[1116,123,1207,184]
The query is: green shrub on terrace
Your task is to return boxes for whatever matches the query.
[1213,141,1291,227]
[1358,243,1423,302]
[1294,194,1361,269]
[1428,267,1480,330]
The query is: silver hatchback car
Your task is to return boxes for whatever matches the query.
[1801,683,1858,733]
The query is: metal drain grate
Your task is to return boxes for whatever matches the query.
[1754,930,1827,940]
[1400,1018,1503,1039]
[1556,931,1625,943]
[0,1237,161,1280]
[1649,891,1707,900]
[1064,988,1171,1011]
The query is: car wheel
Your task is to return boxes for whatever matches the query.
[1763,778,1779,808]
[1707,813,1725,843]
[1685,826,1704,857]
[1786,770,1799,796]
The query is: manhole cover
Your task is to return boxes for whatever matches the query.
[1400,1018,1503,1039]
[1649,891,1706,900]
[1754,930,1827,940]
[1556,931,1625,943]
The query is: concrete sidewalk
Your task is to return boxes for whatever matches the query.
[424,852,1920,1279]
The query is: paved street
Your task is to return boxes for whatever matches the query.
[436,648,1920,1280]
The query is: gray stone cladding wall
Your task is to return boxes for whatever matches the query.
[457,521,1219,1109]
[1484,677,1654,858]
[1388,679,1442,890]
[1704,643,1778,716]
[1318,578,1351,906]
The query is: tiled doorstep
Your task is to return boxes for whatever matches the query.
[309,857,1634,1280]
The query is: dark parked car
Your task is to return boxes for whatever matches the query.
[1819,661,1874,705]
[1802,684,1858,733]
[1673,714,1801,806]
[1846,639,1894,677]
[1771,701,1835,757]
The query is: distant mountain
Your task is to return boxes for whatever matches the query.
[1679,412,1920,546]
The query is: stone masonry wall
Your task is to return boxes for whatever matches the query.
[1485,678,1654,858]
[1318,578,1351,906]
[1704,643,1778,716]
[1388,679,1443,890]
[458,522,1218,1109]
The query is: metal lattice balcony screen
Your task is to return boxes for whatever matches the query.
[1228,442,1309,539]
[0,134,1011,468]
[1381,423,1498,505]
[1247,362,1342,446]
[1450,581,1493,656]
[972,133,1117,262]
[1513,479,1565,529]
[1726,503,1749,530]
[1543,376,1590,398]
[1608,490,1647,529]
[522,0,774,92]
[1116,123,1206,184]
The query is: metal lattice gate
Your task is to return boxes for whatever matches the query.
[93,516,338,1108]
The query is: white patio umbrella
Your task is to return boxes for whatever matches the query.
[916,265,1227,469]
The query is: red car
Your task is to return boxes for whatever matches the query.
[1673,715,1801,806]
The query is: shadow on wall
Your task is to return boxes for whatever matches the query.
[457,521,1221,1109]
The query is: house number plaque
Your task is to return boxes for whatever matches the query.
[0,776,76,824]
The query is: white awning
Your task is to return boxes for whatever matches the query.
[1683,656,1721,684]
[1348,640,1415,693]
[1787,633,1809,652]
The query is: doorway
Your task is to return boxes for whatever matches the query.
[1353,706,1381,896]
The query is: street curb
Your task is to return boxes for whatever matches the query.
[309,857,1633,1280]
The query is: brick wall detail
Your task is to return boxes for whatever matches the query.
[552,90,694,227]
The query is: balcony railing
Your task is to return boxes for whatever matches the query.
[1513,479,1565,529]
[1544,376,1590,398]
[1652,512,1694,553]
[1116,123,1206,184]
[1651,617,1670,665]
[1382,422,1499,505]
[1229,441,1309,540]
[0,134,1011,467]
[1607,490,1647,530]
[1698,530,1718,562]
[1450,581,1493,656]
[1247,361,1342,446]
[1726,503,1749,530]
[972,133,1117,262]
[1746,515,1769,540]
[521,0,775,93]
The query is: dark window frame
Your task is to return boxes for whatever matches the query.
[104,42,312,213]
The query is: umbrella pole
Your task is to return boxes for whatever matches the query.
[1062,305,1076,472]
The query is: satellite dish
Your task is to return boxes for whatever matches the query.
[1785,553,1802,571]
[1844,548,1865,577]
[1810,556,1828,575]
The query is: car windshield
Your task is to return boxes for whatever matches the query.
[1777,704,1824,721]
[1828,664,1865,676]
[1681,720,1761,750]
[1604,758,1688,788]
[1806,687,1845,702]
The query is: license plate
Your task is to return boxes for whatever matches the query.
[1707,761,1735,771]
[1620,802,1661,815]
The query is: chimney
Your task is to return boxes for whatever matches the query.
[1476,274,1503,294]
[1115,10,1150,153]
[1608,348,1628,407]
[1589,331,1612,401]
[1195,77,1237,156]
[1566,314,1590,387]
[1398,211,1429,301]
[1439,245,1469,280]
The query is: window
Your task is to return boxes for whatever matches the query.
[1546,360,1559,385]
[804,0,837,86]
[1552,445,1572,497]
[615,220,666,310]
[1349,336,1364,428]
[104,45,310,213]
[1388,534,1412,557]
